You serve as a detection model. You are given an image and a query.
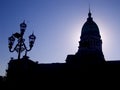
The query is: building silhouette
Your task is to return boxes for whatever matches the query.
[1,11,120,88]
[66,10,105,64]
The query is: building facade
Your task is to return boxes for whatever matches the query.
[66,10,105,64]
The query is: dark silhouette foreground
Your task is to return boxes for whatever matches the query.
[0,56,120,89]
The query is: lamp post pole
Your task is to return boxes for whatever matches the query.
[8,21,36,60]
[17,31,23,60]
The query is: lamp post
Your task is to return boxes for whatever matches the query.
[8,21,36,60]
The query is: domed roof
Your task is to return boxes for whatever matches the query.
[81,11,101,38]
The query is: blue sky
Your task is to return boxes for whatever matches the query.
[0,0,120,76]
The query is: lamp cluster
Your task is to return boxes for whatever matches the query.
[8,21,36,60]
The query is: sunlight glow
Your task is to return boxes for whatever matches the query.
[68,25,81,54]
[97,20,113,60]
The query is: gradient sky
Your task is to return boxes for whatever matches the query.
[0,0,120,76]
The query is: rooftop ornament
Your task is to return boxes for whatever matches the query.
[8,21,36,60]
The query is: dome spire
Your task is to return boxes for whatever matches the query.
[88,4,92,18]
[87,5,93,21]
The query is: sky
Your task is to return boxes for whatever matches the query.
[0,0,120,76]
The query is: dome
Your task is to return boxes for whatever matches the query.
[81,12,101,38]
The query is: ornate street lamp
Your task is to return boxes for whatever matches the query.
[8,21,36,60]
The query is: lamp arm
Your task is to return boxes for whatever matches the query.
[23,42,32,52]
[23,42,32,57]
[9,44,18,52]
[9,48,15,52]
